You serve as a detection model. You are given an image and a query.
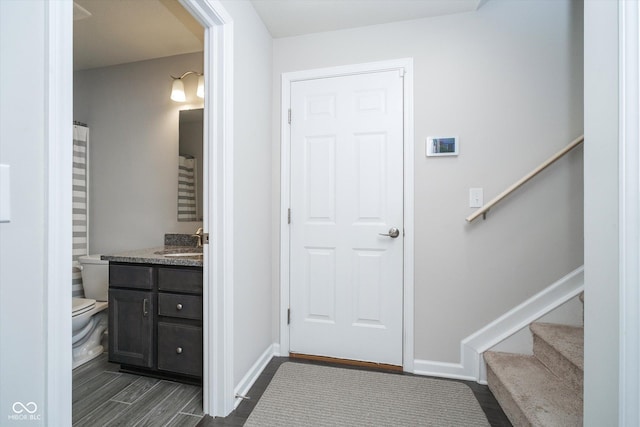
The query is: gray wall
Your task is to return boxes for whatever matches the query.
[74,52,204,255]
[271,0,584,363]
[219,0,275,389]
[0,1,47,424]
[1,0,627,423]
[583,0,619,423]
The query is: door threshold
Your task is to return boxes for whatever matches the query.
[290,353,403,373]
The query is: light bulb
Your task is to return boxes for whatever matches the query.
[197,75,204,99]
[171,79,186,102]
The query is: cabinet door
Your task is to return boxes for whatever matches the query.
[109,289,154,368]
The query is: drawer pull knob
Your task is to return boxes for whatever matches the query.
[176,347,183,354]
[176,303,183,310]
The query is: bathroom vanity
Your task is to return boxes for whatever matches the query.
[102,246,203,383]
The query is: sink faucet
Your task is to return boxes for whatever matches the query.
[193,227,204,247]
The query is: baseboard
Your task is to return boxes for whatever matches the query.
[413,359,475,381]
[272,343,282,357]
[233,343,276,408]
[412,266,584,383]
[463,266,584,382]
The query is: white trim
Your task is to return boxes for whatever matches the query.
[233,344,276,408]
[619,1,640,424]
[179,0,235,417]
[464,266,584,382]
[402,61,415,373]
[279,72,292,359]
[279,58,415,371]
[413,360,474,381]
[45,0,73,424]
[412,267,584,382]
[272,343,282,356]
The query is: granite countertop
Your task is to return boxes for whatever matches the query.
[101,246,203,267]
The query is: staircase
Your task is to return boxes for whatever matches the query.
[484,293,584,426]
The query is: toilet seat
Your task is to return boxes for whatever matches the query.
[72,297,96,317]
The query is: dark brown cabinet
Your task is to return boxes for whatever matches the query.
[108,262,203,382]
[108,288,154,368]
[157,323,202,376]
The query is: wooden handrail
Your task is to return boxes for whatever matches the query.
[466,135,584,223]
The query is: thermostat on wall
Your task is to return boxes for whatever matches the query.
[426,136,458,157]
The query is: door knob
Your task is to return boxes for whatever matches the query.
[379,227,400,238]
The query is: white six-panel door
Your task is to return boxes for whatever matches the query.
[289,70,404,365]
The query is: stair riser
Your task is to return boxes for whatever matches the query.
[486,364,532,427]
[533,334,583,396]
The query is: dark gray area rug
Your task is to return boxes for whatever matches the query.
[244,362,490,426]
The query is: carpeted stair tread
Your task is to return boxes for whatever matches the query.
[530,322,584,371]
[484,351,583,427]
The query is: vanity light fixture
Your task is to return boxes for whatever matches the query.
[170,71,204,102]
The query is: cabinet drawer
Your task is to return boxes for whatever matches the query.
[158,293,202,320]
[110,264,154,290]
[158,267,202,294]
[157,323,202,377]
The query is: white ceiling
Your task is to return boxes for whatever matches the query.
[73,0,484,70]
[73,0,204,70]
[250,0,484,38]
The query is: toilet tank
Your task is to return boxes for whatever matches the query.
[78,255,109,301]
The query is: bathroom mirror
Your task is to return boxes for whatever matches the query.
[177,108,203,222]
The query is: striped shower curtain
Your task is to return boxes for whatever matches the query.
[178,155,197,221]
[72,123,89,297]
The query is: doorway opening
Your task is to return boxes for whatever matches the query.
[46,0,235,422]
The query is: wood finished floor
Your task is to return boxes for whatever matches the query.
[72,353,203,427]
[74,354,511,426]
[198,357,513,427]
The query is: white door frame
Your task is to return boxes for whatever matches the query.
[619,0,640,424]
[45,0,236,421]
[279,58,415,372]
[179,0,235,416]
[45,1,73,424]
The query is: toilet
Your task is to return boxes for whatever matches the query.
[72,254,109,369]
